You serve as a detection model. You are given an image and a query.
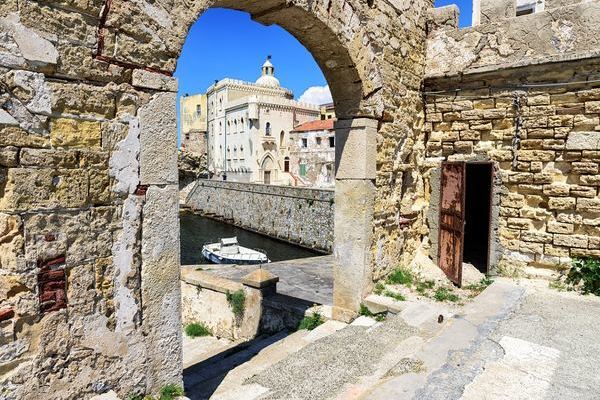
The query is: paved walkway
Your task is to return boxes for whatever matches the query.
[199,255,334,306]
[185,277,600,400]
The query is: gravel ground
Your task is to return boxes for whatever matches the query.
[245,314,417,400]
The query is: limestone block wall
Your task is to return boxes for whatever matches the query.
[421,1,600,276]
[185,180,334,252]
[422,59,600,274]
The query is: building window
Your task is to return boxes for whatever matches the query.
[299,164,307,176]
[284,157,290,173]
[316,137,322,146]
[516,0,542,16]
[266,122,271,136]
[196,104,201,115]
[329,136,335,148]
[185,133,190,140]
[302,138,308,148]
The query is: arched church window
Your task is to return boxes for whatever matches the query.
[284,156,290,173]
[266,122,271,136]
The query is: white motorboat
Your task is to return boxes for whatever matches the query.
[202,237,270,265]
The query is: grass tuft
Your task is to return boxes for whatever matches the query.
[184,322,211,338]
[386,267,414,286]
[226,289,246,319]
[297,312,324,331]
[434,287,459,302]
[159,384,185,400]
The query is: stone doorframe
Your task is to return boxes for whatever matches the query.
[427,159,503,278]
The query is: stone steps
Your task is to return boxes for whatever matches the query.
[200,320,347,400]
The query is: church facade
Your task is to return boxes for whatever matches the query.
[206,57,321,185]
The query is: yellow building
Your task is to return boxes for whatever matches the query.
[319,102,336,120]
[180,93,208,156]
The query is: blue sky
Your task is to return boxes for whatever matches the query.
[174,2,473,136]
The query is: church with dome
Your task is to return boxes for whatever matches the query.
[204,56,322,185]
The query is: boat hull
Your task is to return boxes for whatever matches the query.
[202,247,268,265]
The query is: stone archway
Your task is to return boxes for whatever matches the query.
[0,0,431,397]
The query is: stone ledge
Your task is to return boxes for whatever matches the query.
[181,267,243,294]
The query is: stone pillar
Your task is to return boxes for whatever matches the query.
[137,87,182,392]
[242,268,279,297]
[332,118,377,322]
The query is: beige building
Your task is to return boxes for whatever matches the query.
[206,57,321,184]
[320,102,336,120]
[179,93,207,156]
[289,119,336,187]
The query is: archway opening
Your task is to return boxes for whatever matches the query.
[173,7,371,396]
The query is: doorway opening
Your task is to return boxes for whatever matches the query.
[463,163,493,274]
[438,161,493,285]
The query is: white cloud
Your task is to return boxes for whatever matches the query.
[298,85,332,105]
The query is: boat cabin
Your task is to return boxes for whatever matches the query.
[219,237,239,255]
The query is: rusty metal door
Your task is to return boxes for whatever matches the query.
[438,161,466,286]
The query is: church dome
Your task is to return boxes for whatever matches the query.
[255,56,280,88]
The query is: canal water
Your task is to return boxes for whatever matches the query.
[180,211,323,265]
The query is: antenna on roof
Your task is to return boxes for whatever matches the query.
[267,55,272,60]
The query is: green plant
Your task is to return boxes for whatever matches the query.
[126,395,144,400]
[386,267,414,287]
[185,322,211,338]
[383,290,406,302]
[375,314,386,322]
[159,384,184,400]
[374,282,385,295]
[359,303,374,317]
[297,312,324,331]
[549,280,569,292]
[566,257,600,296]
[226,289,246,319]
[416,280,435,294]
[195,267,204,271]
[434,287,459,302]
[464,277,494,295]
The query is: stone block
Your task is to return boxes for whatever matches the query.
[0,168,88,211]
[141,184,182,388]
[585,101,600,113]
[0,147,19,167]
[333,179,374,318]
[548,197,576,211]
[571,162,598,175]
[553,234,588,248]
[49,82,116,118]
[521,231,552,244]
[334,118,377,180]
[566,132,600,150]
[50,118,101,148]
[426,5,459,33]
[577,198,600,213]
[547,221,574,234]
[19,148,78,168]
[0,13,58,67]
[132,69,178,92]
[139,92,178,185]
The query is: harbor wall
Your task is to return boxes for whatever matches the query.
[184,180,334,252]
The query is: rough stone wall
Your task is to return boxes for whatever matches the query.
[421,0,600,276]
[422,61,600,274]
[185,180,334,252]
[0,0,433,395]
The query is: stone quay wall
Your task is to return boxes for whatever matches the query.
[417,1,600,276]
[184,180,334,252]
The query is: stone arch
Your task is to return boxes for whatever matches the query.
[98,0,384,118]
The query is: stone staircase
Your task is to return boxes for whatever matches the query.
[184,295,457,400]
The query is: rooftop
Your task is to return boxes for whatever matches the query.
[292,118,336,132]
